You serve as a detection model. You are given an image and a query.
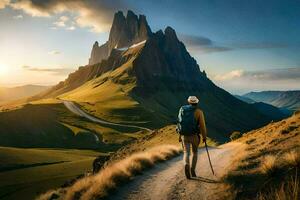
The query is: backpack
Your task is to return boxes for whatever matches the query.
[177,105,199,135]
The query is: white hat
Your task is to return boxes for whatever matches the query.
[187,96,199,104]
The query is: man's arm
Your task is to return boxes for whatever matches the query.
[197,110,207,141]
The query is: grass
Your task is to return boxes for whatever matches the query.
[260,155,278,175]
[0,147,105,200]
[37,145,181,200]
[223,112,300,199]
[257,172,299,200]
[0,102,147,149]
[284,150,300,167]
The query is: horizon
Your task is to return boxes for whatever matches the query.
[0,0,300,94]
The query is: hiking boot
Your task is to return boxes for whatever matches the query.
[185,164,191,179]
[191,169,197,177]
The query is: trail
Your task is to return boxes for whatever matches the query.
[63,101,152,132]
[109,142,245,200]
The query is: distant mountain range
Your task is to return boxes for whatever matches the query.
[28,10,275,142]
[235,95,292,120]
[0,85,50,103]
[242,91,300,111]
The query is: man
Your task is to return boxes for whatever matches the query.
[177,96,207,179]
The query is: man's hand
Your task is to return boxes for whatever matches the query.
[202,137,206,143]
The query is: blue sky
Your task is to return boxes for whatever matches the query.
[0,0,299,94]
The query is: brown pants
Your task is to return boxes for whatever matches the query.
[181,134,200,170]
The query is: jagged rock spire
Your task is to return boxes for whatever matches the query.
[89,10,152,65]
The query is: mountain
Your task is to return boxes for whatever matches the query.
[29,10,273,142]
[243,90,300,111]
[252,102,290,121]
[234,95,256,104]
[235,94,292,119]
[0,85,50,103]
[88,10,152,65]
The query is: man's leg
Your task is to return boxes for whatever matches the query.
[191,134,200,177]
[182,136,191,179]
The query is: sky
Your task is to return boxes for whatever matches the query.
[0,0,299,94]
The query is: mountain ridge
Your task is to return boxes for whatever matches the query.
[243,90,300,111]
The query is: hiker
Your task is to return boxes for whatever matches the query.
[177,96,207,179]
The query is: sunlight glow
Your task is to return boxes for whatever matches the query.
[0,63,9,77]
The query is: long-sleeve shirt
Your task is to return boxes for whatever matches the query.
[194,108,207,139]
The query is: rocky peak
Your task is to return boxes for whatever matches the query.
[89,10,152,65]
[164,26,178,41]
[132,27,202,85]
[93,41,99,47]
[108,10,152,50]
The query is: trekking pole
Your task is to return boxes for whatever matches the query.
[204,140,215,175]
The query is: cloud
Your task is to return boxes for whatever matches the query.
[214,68,300,82]
[66,26,76,31]
[179,34,293,55]
[5,0,129,33]
[179,34,232,54]
[22,65,73,75]
[13,14,23,19]
[233,42,291,50]
[53,15,69,27]
[0,0,9,9]
[212,67,300,94]
[214,70,244,81]
[48,50,60,55]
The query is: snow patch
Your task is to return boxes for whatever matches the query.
[129,40,147,49]
[114,40,147,51]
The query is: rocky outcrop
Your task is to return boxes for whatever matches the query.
[88,41,109,66]
[132,26,204,85]
[88,10,152,65]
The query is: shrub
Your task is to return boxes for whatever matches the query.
[230,131,243,141]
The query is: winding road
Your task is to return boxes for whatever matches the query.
[109,142,245,200]
[63,101,152,132]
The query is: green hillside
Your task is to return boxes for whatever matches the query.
[0,102,144,149]
[0,147,104,200]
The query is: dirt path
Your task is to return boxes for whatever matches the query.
[63,100,152,132]
[109,142,245,200]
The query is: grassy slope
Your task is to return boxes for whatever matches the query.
[224,111,300,199]
[0,100,146,148]
[59,45,163,128]
[0,147,104,200]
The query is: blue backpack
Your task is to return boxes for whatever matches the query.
[177,105,199,135]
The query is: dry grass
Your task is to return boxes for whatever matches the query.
[261,155,277,175]
[36,145,181,200]
[284,150,300,167]
[257,172,299,200]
